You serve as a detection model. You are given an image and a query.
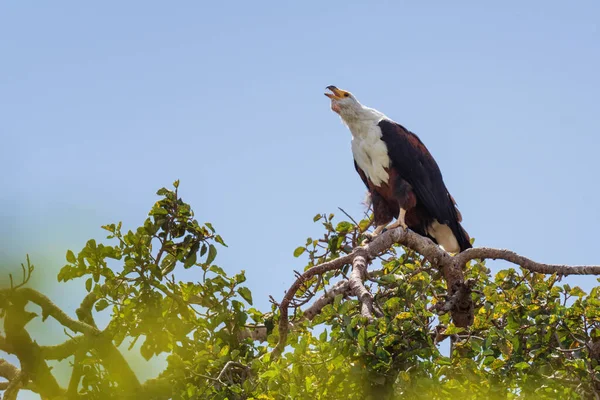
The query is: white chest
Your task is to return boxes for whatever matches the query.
[348,121,391,187]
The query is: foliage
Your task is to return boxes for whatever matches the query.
[1,182,599,399]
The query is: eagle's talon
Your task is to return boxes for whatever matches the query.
[386,220,408,232]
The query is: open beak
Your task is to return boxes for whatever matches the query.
[324,85,345,99]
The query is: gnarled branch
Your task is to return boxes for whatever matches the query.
[1,288,100,336]
[456,247,600,275]
[348,251,382,319]
[40,335,86,361]
[4,298,64,398]
[273,226,600,357]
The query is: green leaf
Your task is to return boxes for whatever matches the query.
[218,345,230,357]
[206,245,217,265]
[358,327,367,347]
[335,221,353,233]
[333,294,343,308]
[150,203,168,215]
[293,247,306,257]
[95,299,109,312]
[260,370,278,379]
[66,250,76,264]
[443,324,465,335]
[358,219,371,232]
[183,252,197,269]
[514,361,530,370]
[436,357,452,366]
[215,235,227,247]
[210,265,226,276]
[320,329,328,342]
[313,214,322,222]
[569,286,586,297]
[187,385,195,397]
[234,271,247,284]
[85,278,92,292]
[238,287,253,305]
[173,179,179,188]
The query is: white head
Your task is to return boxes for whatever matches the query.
[324,85,365,122]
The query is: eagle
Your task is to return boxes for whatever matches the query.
[325,85,471,253]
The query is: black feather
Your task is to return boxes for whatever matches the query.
[377,119,471,251]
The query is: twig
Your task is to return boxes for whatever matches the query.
[337,207,360,229]
[216,361,250,384]
[9,255,34,291]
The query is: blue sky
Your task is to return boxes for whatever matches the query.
[1,1,599,398]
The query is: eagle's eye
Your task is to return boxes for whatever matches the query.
[344,93,350,98]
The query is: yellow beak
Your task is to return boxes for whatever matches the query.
[324,85,347,99]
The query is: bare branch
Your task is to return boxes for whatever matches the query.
[9,255,34,291]
[238,325,269,342]
[2,288,141,396]
[0,359,19,381]
[0,336,12,354]
[0,363,36,400]
[348,252,382,319]
[68,346,86,398]
[40,335,86,361]
[2,288,100,336]
[4,300,64,398]
[94,334,142,394]
[2,370,24,400]
[76,290,100,328]
[431,279,476,316]
[241,280,354,343]
[273,251,358,356]
[455,247,600,275]
[216,361,250,384]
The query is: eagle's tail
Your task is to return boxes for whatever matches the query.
[427,220,471,253]
[454,223,472,252]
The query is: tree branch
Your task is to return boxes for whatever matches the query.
[2,287,142,397]
[0,359,19,382]
[216,361,250,384]
[2,370,24,400]
[76,290,100,328]
[40,335,86,361]
[4,298,64,398]
[348,251,382,319]
[240,280,353,343]
[273,225,600,357]
[273,252,358,356]
[303,280,352,321]
[455,247,600,275]
[0,335,12,354]
[1,288,100,336]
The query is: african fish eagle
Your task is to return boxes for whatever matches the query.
[325,85,471,253]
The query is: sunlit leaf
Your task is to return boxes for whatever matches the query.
[238,287,253,305]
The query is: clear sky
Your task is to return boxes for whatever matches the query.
[1,1,599,398]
